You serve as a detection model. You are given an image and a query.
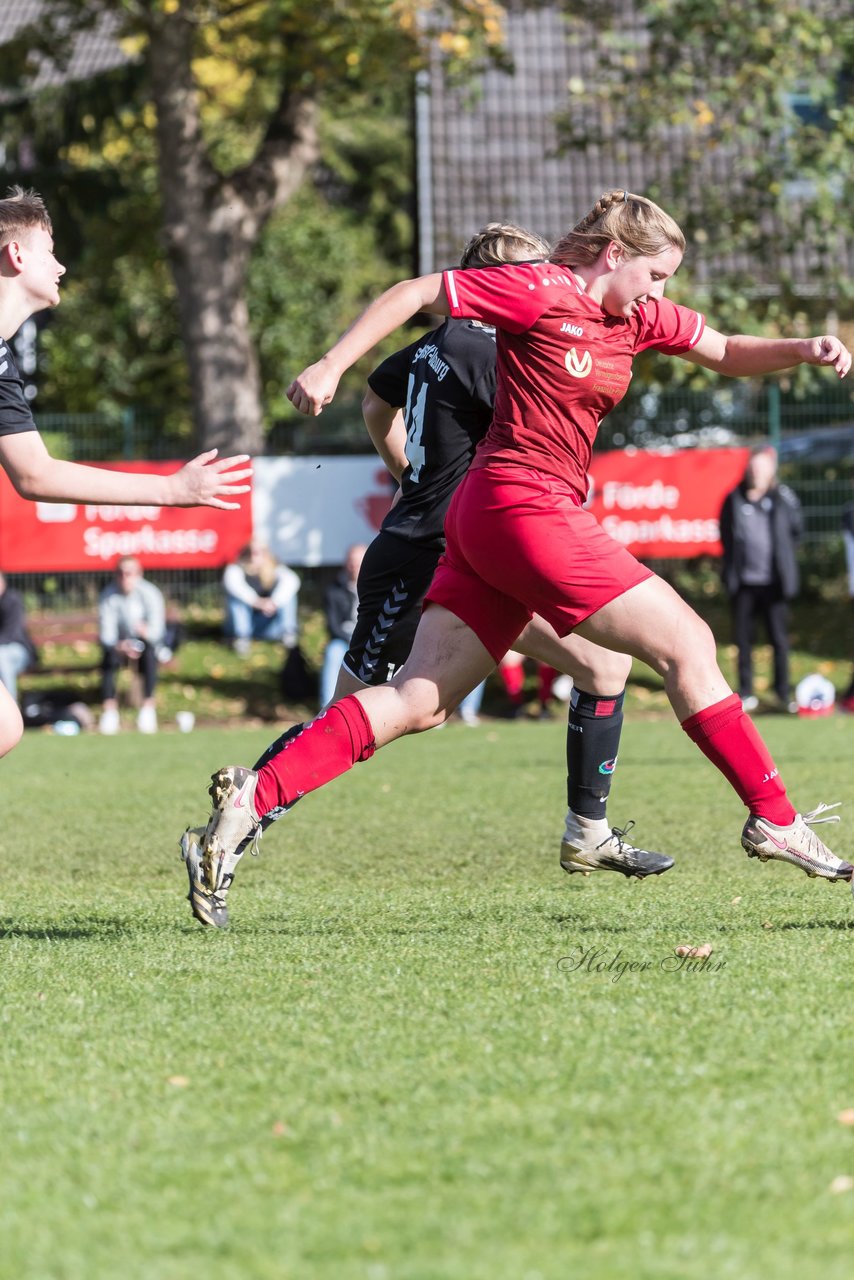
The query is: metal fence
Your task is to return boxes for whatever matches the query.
[8,379,854,610]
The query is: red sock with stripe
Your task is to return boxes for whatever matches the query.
[681,693,796,825]
[253,695,376,814]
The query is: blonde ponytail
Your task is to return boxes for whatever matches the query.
[551,190,684,268]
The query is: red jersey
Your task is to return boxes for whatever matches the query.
[443,261,705,503]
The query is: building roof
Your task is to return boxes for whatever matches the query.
[420,2,853,295]
[0,0,130,94]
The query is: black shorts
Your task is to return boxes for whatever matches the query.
[343,532,442,686]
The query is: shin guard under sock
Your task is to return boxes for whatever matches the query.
[252,723,306,827]
[566,687,625,818]
[681,693,795,824]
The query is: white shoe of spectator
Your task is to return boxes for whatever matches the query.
[551,674,574,703]
[137,705,158,734]
[99,707,120,735]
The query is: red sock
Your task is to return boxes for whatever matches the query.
[500,662,525,704]
[538,665,557,704]
[681,693,796,825]
[253,695,376,814]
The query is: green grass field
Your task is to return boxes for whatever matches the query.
[2,715,854,1279]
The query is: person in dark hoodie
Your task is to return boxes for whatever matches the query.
[720,445,802,713]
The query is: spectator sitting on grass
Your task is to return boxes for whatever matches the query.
[223,538,300,657]
[98,556,165,736]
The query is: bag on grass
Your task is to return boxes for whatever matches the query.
[279,646,318,703]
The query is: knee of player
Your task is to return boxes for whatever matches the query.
[672,613,718,668]
[394,683,451,733]
[576,647,632,695]
[405,704,450,733]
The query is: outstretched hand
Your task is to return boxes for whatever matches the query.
[807,336,852,378]
[287,360,340,416]
[170,450,253,510]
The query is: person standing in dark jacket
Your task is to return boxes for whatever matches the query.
[720,445,802,712]
[0,571,37,702]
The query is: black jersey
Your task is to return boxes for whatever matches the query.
[0,339,38,437]
[367,318,496,548]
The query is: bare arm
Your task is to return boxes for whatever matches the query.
[0,432,253,509]
[361,389,408,480]
[287,274,448,416]
[681,327,852,379]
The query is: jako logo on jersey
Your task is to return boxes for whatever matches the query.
[565,347,592,378]
[560,322,584,338]
[598,758,617,775]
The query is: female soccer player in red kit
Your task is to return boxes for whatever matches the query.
[186,190,852,923]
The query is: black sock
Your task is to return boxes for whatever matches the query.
[566,688,625,818]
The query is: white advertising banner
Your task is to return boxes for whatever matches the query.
[253,456,395,566]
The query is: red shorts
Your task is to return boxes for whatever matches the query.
[425,463,653,661]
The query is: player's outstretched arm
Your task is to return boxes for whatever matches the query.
[287,274,448,416]
[682,327,852,379]
[0,433,252,509]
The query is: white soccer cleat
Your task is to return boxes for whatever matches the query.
[181,826,230,928]
[560,812,674,880]
[741,804,853,881]
[201,766,262,894]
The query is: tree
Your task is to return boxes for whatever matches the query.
[557,0,854,363]
[1,0,507,453]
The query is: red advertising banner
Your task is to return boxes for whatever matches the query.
[587,447,750,558]
[0,461,253,572]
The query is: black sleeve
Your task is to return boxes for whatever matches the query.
[0,341,38,437]
[367,336,425,408]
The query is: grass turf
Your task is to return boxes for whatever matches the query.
[2,716,854,1279]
